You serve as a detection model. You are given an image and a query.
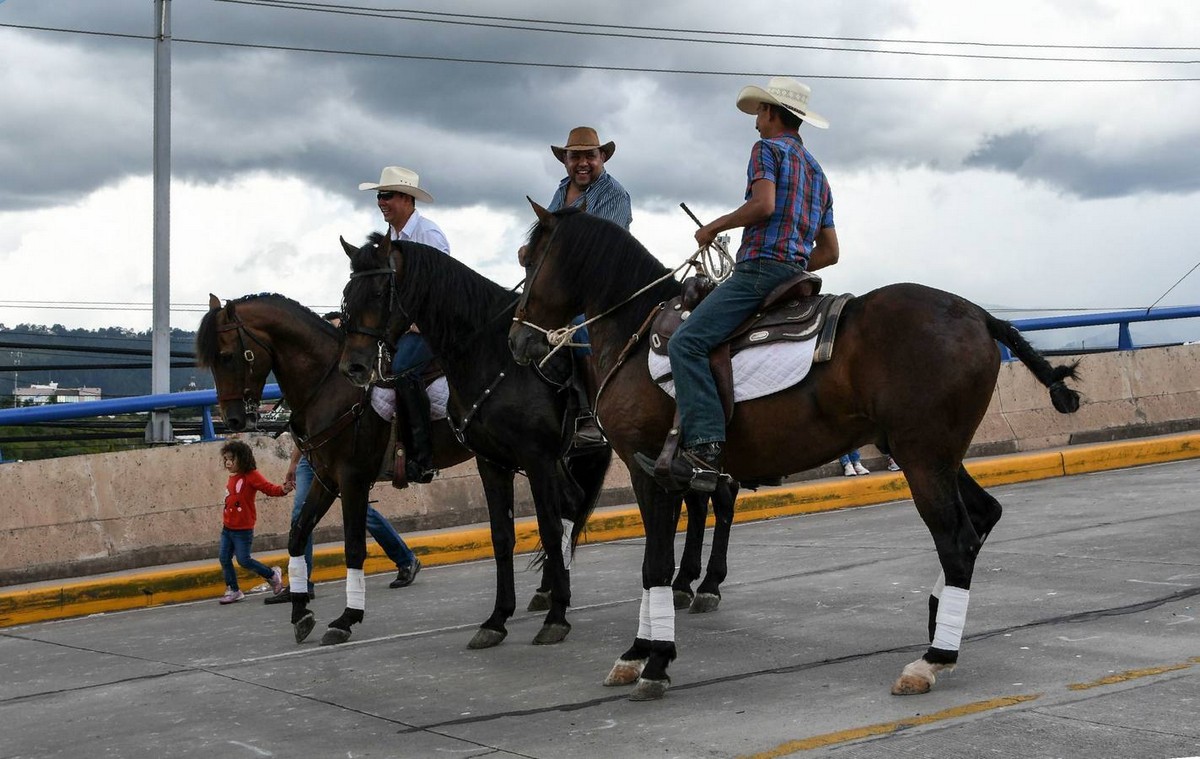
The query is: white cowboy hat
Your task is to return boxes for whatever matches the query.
[358,166,434,203]
[551,126,616,162]
[736,77,829,129]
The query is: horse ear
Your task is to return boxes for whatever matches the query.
[528,197,554,227]
[340,236,357,258]
[208,294,221,310]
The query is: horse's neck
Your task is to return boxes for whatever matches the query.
[410,291,511,390]
[249,307,341,405]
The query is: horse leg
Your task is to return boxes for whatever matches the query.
[672,490,707,610]
[319,481,370,646]
[606,475,682,700]
[468,461,517,649]
[925,468,1003,641]
[526,460,584,645]
[893,466,984,696]
[692,479,738,614]
[527,564,552,612]
[287,480,338,644]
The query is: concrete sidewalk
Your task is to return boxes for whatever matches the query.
[3,431,1198,628]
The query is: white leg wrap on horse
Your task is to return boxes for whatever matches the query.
[637,589,651,640]
[648,586,675,643]
[932,570,946,599]
[288,556,308,594]
[932,585,969,651]
[560,518,573,571]
[345,568,366,611]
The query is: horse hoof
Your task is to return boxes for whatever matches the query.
[320,626,352,646]
[532,623,570,645]
[293,611,316,644]
[628,677,670,701]
[526,591,552,612]
[468,627,508,650]
[689,593,721,614]
[603,657,646,687]
[672,589,694,610]
[891,674,933,696]
[891,657,948,695]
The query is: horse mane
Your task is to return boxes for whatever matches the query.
[195,293,335,368]
[526,207,682,317]
[350,233,517,350]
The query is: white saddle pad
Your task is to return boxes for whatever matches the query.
[370,377,450,422]
[647,340,817,402]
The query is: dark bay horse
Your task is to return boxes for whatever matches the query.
[197,293,472,644]
[338,235,616,647]
[509,205,1081,701]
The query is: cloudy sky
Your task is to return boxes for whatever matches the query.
[2,0,1199,338]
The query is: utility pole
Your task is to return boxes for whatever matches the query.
[147,0,174,443]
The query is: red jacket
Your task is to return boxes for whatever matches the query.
[223,469,286,530]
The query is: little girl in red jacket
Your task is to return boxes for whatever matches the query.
[217,440,293,604]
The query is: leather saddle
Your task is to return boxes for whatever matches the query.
[648,272,851,421]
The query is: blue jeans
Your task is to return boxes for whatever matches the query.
[839,450,861,466]
[668,257,806,448]
[570,313,591,359]
[219,527,274,591]
[392,332,433,378]
[292,457,416,575]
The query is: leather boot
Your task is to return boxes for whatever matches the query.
[634,441,724,493]
[569,369,605,448]
[397,377,435,484]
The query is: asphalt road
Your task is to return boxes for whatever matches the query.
[2,459,1198,758]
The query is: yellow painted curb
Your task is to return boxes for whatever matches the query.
[3,432,1199,628]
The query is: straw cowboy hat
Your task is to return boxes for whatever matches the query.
[358,166,434,203]
[736,77,829,129]
[551,126,616,162]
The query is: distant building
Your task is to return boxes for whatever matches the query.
[15,382,102,405]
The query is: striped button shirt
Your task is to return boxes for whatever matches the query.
[548,170,633,230]
[736,133,833,267]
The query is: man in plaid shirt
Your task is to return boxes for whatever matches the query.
[637,77,840,493]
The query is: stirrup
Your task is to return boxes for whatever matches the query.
[633,447,724,493]
[571,414,606,448]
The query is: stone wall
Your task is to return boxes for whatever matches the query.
[2,344,1198,586]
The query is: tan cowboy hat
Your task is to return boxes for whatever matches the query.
[551,126,616,162]
[358,166,434,203]
[736,77,829,129]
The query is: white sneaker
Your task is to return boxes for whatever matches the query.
[842,463,856,477]
[853,462,870,476]
[269,567,284,594]
[219,588,245,605]
[887,457,901,472]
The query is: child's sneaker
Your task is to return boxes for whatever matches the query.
[269,567,284,594]
[219,588,245,605]
[853,462,870,476]
[842,462,856,477]
[887,457,901,472]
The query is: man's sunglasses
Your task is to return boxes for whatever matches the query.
[376,191,398,201]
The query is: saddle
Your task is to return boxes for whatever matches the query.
[645,272,851,482]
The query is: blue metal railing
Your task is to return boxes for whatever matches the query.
[1004,305,1200,360]
[0,384,282,442]
[1,306,1197,445]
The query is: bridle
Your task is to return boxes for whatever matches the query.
[342,246,410,384]
[216,312,276,427]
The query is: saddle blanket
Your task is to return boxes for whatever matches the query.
[369,377,450,422]
[647,339,816,402]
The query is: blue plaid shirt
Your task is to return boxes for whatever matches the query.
[737,133,833,267]
[548,170,632,230]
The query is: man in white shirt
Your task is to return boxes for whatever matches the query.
[358,166,449,483]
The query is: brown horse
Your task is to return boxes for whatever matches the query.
[197,293,471,644]
[509,205,1081,701]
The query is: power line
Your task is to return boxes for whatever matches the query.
[3,21,1199,82]
[216,0,1200,65]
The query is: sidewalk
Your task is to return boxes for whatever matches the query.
[3,431,1198,628]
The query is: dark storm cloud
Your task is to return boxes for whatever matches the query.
[1,0,1193,219]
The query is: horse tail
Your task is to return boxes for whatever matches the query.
[564,446,614,552]
[984,312,1081,414]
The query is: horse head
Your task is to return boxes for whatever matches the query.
[196,293,276,432]
[338,234,412,387]
[509,199,579,366]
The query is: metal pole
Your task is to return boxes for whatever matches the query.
[148,0,174,443]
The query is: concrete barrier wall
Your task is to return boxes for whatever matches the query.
[2,344,1198,586]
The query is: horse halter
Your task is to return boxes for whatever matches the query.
[216,312,275,428]
[343,247,410,382]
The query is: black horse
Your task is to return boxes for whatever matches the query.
[509,204,1081,700]
[197,293,472,644]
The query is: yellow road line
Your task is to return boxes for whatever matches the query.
[1067,660,1196,690]
[739,694,1040,758]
